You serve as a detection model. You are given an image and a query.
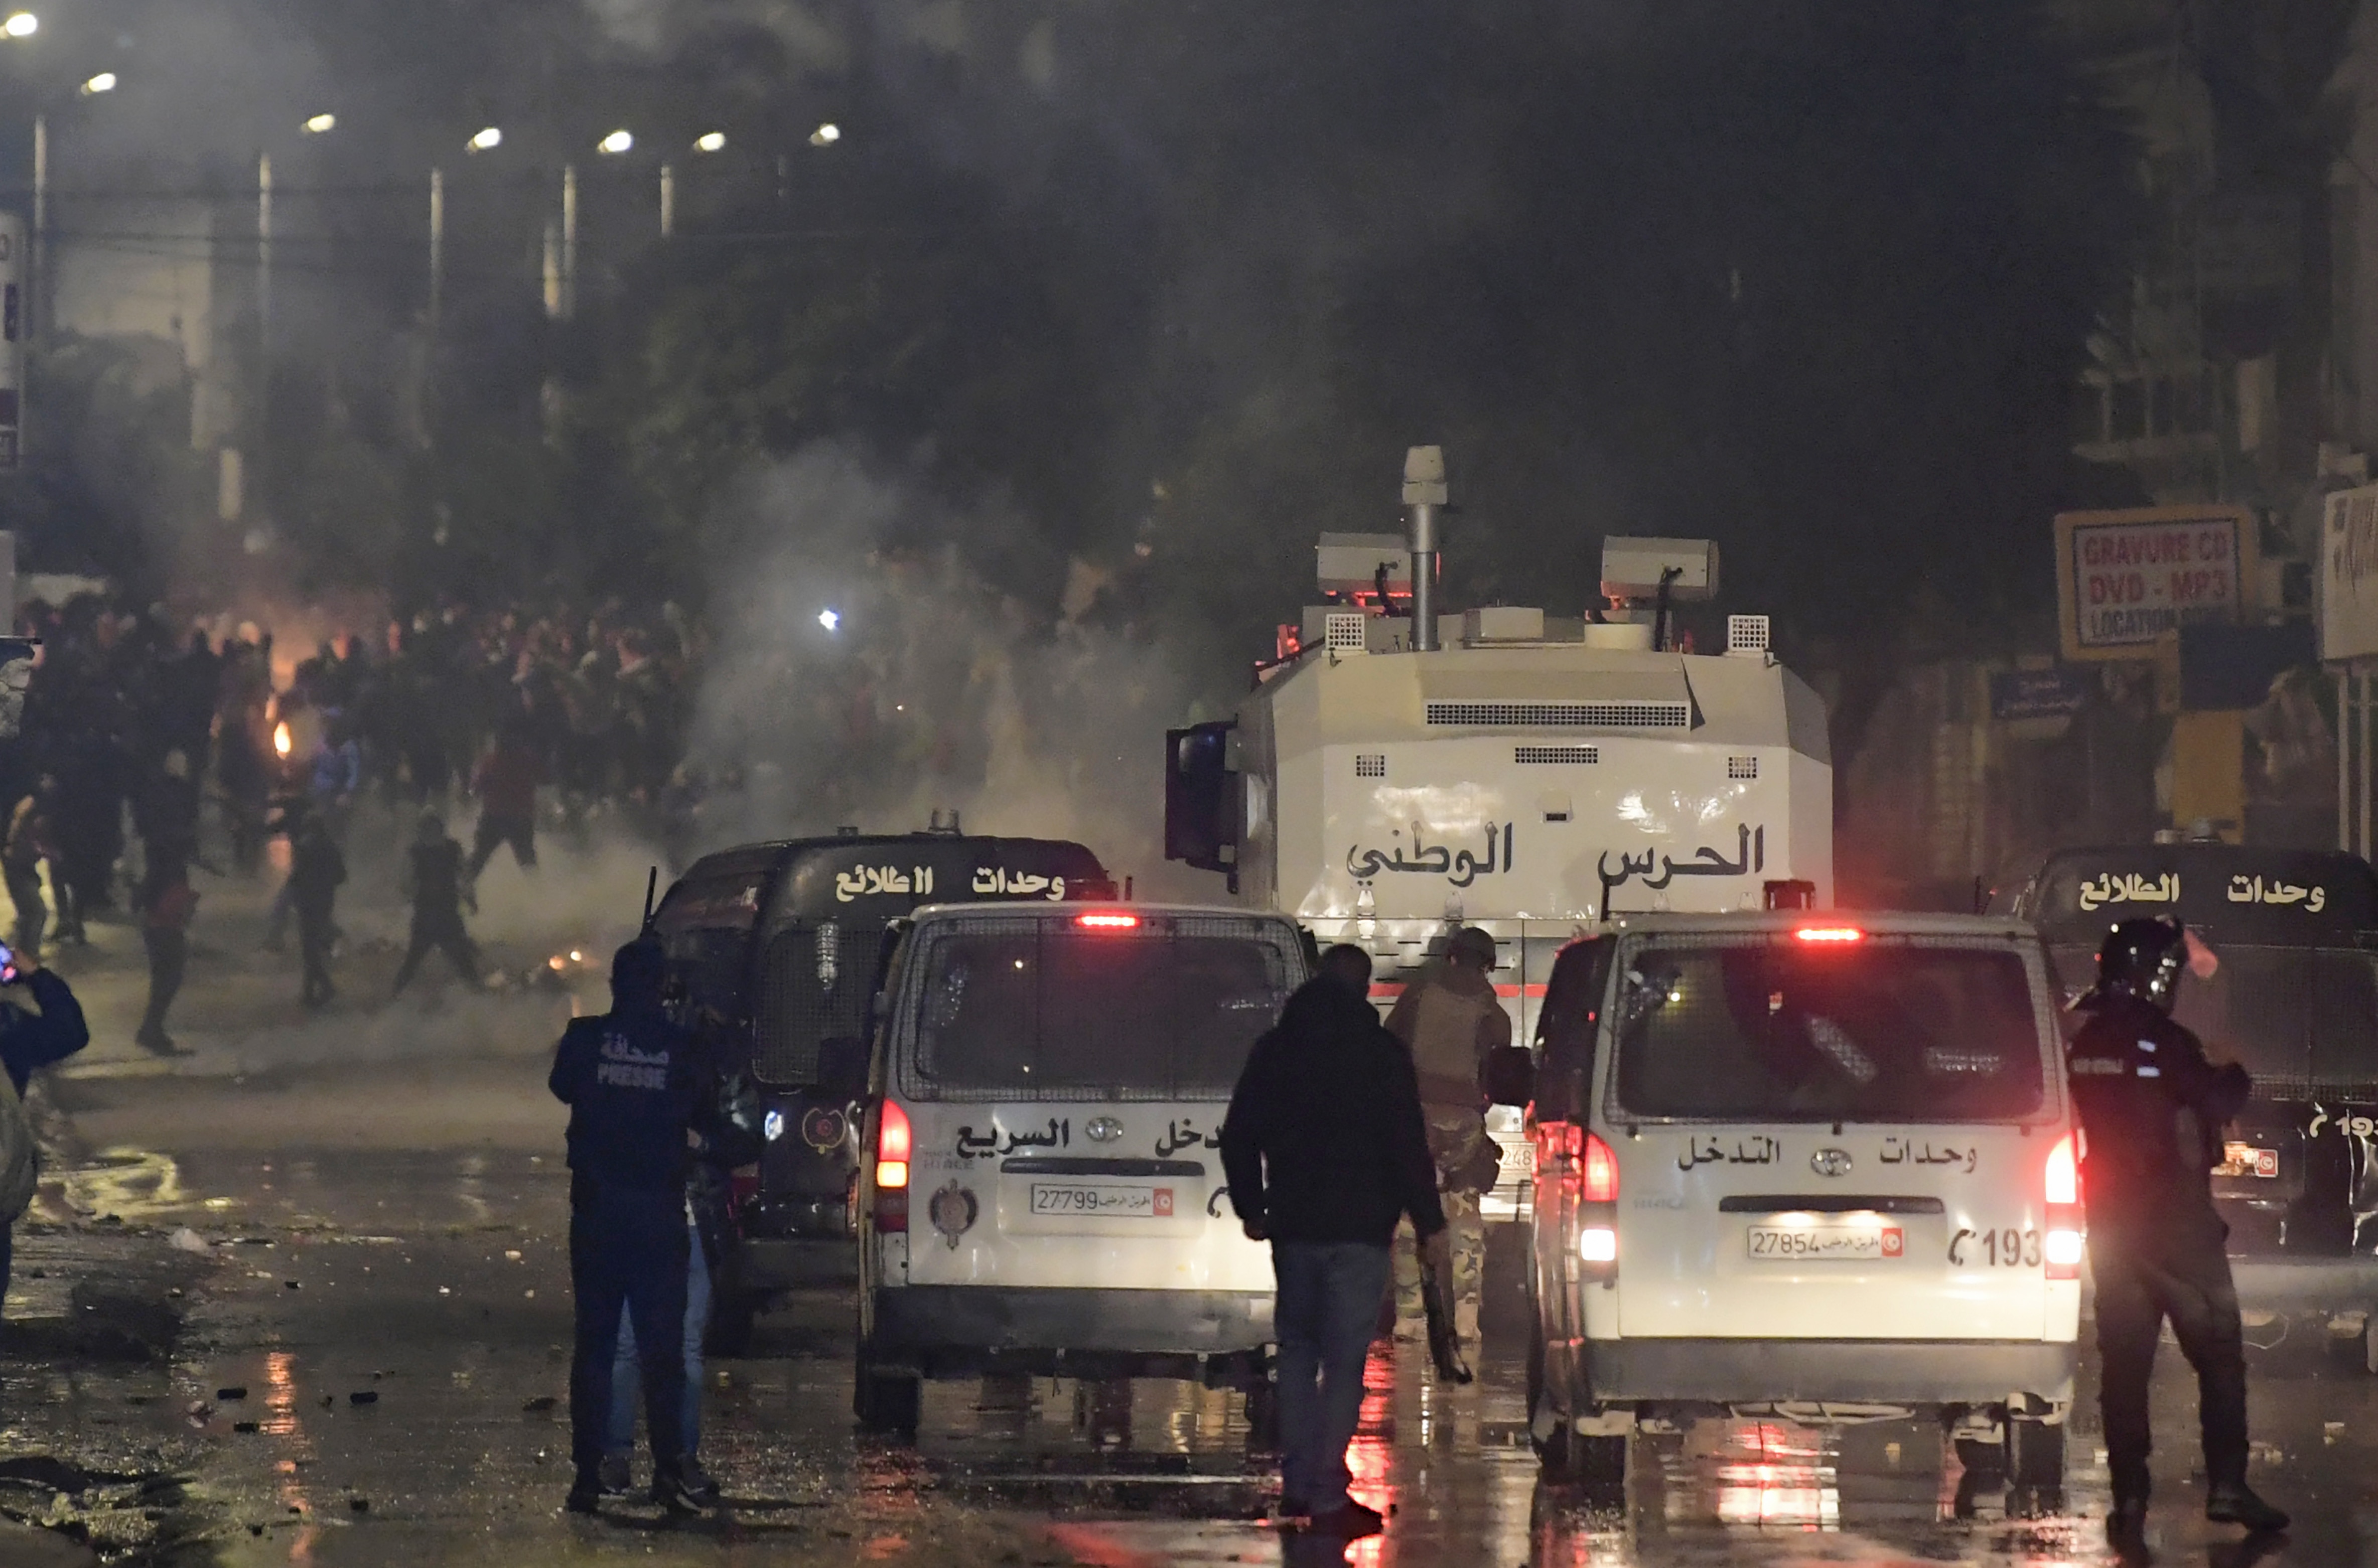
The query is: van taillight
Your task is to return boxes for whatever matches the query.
[1578,1130,1619,1275]
[1581,1132,1619,1204]
[875,1101,911,1232]
[2044,1131,2082,1280]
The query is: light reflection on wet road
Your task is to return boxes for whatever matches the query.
[29,1141,2377,1566]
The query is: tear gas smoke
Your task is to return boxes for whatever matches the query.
[686,445,1220,896]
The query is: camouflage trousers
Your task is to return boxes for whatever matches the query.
[1392,1105,1490,1343]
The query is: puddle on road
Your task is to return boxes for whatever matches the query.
[55,1148,192,1223]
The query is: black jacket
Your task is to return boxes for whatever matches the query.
[0,971,88,1096]
[2068,991,2249,1251]
[548,1001,700,1199]
[1222,977,1447,1246]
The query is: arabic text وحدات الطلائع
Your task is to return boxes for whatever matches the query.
[833,864,935,903]
[1599,823,1766,897]
[1345,821,1513,889]
[970,867,1068,900]
[2224,874,2327,913]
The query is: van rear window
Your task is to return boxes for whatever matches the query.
[897,916,1303,1101]
[1612,940,2047,1122]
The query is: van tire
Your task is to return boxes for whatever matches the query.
[1245,1379,1281,1450]
[853,1348,921,1436]
[2008,1418,2064,1491]
[1542,1427,1627,1491]
[706,1285,763,1359]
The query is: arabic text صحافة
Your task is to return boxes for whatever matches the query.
[1599,823,1766,897]
[1345,821,1513,890]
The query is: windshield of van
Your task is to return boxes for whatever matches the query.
[2046,943,2378,1096]
[897,915,1304,1101]
[1612,938,2047,1122]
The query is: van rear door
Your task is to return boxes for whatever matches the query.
[1601,931,2066,1341]
[886,910,1304,1294]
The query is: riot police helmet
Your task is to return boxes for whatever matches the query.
[2082,915,2189,1014]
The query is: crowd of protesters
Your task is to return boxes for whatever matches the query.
[0,592,709,1046]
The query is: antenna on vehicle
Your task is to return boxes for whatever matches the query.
[640,865,658,934]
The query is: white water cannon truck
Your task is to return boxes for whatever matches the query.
[1165,446,1836,1215]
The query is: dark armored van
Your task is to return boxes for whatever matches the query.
[651,829,1116,1347]
[1997,843,2378,1362]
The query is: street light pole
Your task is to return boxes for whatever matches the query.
[29,112,43,338]
[660,162,674,239]
[427,166,443,341]
[256,151,272,359]
[561,163,577,321]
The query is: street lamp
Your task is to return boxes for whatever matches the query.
[3,13,36,38]
[817,609,841,632]
[303,112,335,134]
[694,131,726,153]
[78,73,114,95]
[466,125,501,154]
[809,122,840,146]
[597,128,632,156]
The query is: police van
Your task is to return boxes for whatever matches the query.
[1996,842,2378,1363]
[852,903,1310,1432]
[649,827,1116,1348]
[1516,913,2079,1490]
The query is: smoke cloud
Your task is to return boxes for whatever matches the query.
[684,445,1223,897]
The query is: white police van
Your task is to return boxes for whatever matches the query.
[853,903,1312,1432]
[1517,913,2080,1493]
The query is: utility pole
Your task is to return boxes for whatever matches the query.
[660,163,674,239]
[427,166,444,342]
[29,114,43,339]
[256,152,273,359]
[560,163,577,321]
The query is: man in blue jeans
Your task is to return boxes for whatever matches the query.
[1223,944,1447,1541]
[601,1204,713,1499]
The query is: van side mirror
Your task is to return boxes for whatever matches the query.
[815,1035,872,1099]
[1164,722,1240,875]
[1483,1044,1535,1108]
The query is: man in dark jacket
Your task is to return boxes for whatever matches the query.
[1222,944,1446,1541]
[2069,916,2288,1542]
[390,809,477,997]
[549,939,702,1515]
[0,963,88,1306]
[289,817,346,1009]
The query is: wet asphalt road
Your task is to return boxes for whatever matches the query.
[7,837,2378,1564]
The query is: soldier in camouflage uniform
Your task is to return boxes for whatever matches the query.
[1385,926,1509,1345]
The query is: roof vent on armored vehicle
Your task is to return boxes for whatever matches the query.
[1354,754,1387,778]
[1427,699,1692,729]
[1726,615,1772,657]
[1325,612,1369,652]
[1728,756,1759,780]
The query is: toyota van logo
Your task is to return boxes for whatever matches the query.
[1811,1148,1853,1178]
[1085,1116,1125,1143]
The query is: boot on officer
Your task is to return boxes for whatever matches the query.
[2068,915,2288,1544]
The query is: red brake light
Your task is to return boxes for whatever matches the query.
[2045,1132,2078,1206]
[877,1100,911,1185]
[1581,1131,1619,1204]
[1794,927,1865,944]
[2044,1130,2082,1280]
[1076,912,1139,929]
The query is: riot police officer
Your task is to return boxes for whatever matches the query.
[550,939,704,1516]
[2068,916,2288,1542]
